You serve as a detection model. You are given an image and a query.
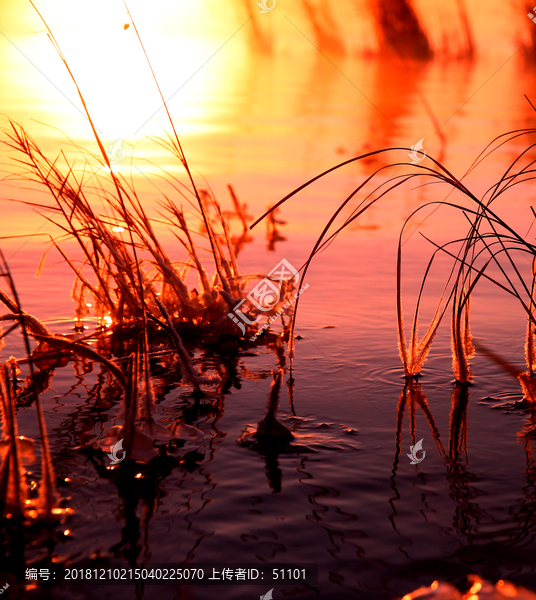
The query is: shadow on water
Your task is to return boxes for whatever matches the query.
[3,318,536,599]
[0,340,286,589]
[389,381,536,593]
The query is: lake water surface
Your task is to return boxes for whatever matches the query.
[1,3,536,598]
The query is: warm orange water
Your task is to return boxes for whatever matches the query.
[2,3,536,599]
[2,1,536,246]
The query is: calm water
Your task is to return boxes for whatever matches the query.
[2,2,536,599]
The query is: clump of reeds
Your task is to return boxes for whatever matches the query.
[0,255,68,523]
[2,119,251,336]
[2,116,298,348]
[0,275,207,478]
[252,117,536,387]
[1,4,295,351]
